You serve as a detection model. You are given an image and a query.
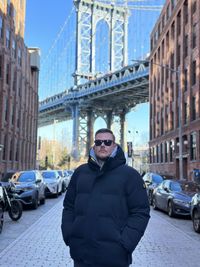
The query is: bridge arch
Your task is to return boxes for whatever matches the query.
[95,19,110,74]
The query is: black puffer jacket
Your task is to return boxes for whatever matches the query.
[61,146,150,267]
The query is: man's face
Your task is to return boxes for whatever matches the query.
[94,132,116,160]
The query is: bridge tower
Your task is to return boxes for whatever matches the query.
[71,0,129,159]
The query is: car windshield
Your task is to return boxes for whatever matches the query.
[170,182,182,192]
[152,175,163,183]
[18,172,36,182]
[180,182,200,193]
[57,171,63,177]
[42,171,56,179]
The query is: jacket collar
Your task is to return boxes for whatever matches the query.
[88,145,126,172]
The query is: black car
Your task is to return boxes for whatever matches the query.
[10,170,46,209]
[143,172,163,205]
[152,180,198,217]
[190,193,200,233]
[0,184,4,233]
[2,170,18,182]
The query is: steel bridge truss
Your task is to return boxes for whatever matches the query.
[74,0,129,85]
[39,61,149,158]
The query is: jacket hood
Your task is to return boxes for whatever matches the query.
[88,145,126,172]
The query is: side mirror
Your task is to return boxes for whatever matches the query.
[163,186,169,192]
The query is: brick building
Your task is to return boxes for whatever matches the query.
[149,0,200,180]
[0,0,40,177]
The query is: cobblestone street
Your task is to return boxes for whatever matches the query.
[0,196,199,267]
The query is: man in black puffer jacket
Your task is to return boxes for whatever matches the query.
[61,128,150,267]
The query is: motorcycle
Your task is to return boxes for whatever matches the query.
[0,182,23,233]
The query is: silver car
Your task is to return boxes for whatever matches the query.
[41,170,62,197]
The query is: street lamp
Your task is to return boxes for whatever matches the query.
[53,119,58,167]
[132,59,183,179]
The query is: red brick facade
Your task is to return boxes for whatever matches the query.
[0,1,40,177]
[149,0,200,180]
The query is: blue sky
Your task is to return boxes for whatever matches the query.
[25,0,72,55]
[24,1,163,148]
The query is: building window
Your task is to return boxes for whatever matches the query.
[190,132,197,160]
[15,142,19,161]
[170,52,174,69]
[171,111,174,130]
[171,0,175,10]
[0,54,2,78]
[191,96,196,121]
[191,60,196,85]
[177,11,181,35]
[11,104,15,125]
[6,63,9,84]
[9,139,13,160]
[3,135,7,160]
[171,21,175,40]
[166,31,169,51]
[162,15,165,30]
[0,15,3,38]
[13,70,17,91]
[6,28,10,49]
[166,4,170,20]
[7,0,11,16]
[192,23,197,49]
[192,1,197,14]
[13,7,16,28]
[12,39,16,58]
[169,140,174,162]
[183,101,188,124]
[156,145,159,163]
[184,0,188,24]
[4,97,9,122]
[165,142,168,162]
[160,143,164,163]
[184,69,188,91]
[18,48,22,66]
[184,35,188,57]
[177,45,181,66]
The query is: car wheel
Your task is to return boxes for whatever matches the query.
[152,197,157,210]
[54,187,59,198]
[192,210,200,233]
[62,183,66,193]
[40,196,46,205]
[0,205,4,234]
[168,201,175,217]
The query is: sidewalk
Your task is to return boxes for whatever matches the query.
[0,198,199,267]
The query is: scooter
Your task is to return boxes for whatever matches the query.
[0,182,23,233]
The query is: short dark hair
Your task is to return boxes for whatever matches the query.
[95,128,115,141]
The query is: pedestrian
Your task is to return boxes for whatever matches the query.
[61,128,150,267]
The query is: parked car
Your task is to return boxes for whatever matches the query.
[190,193,200,233]
[143,172,163,205]
[41,170,62,197]
[10,170,46,209]
[152,180,199,217]
[57,170,70,192]
[0,184,4,233]
[64,169,74,185]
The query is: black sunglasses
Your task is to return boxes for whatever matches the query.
[94,140,114,146]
